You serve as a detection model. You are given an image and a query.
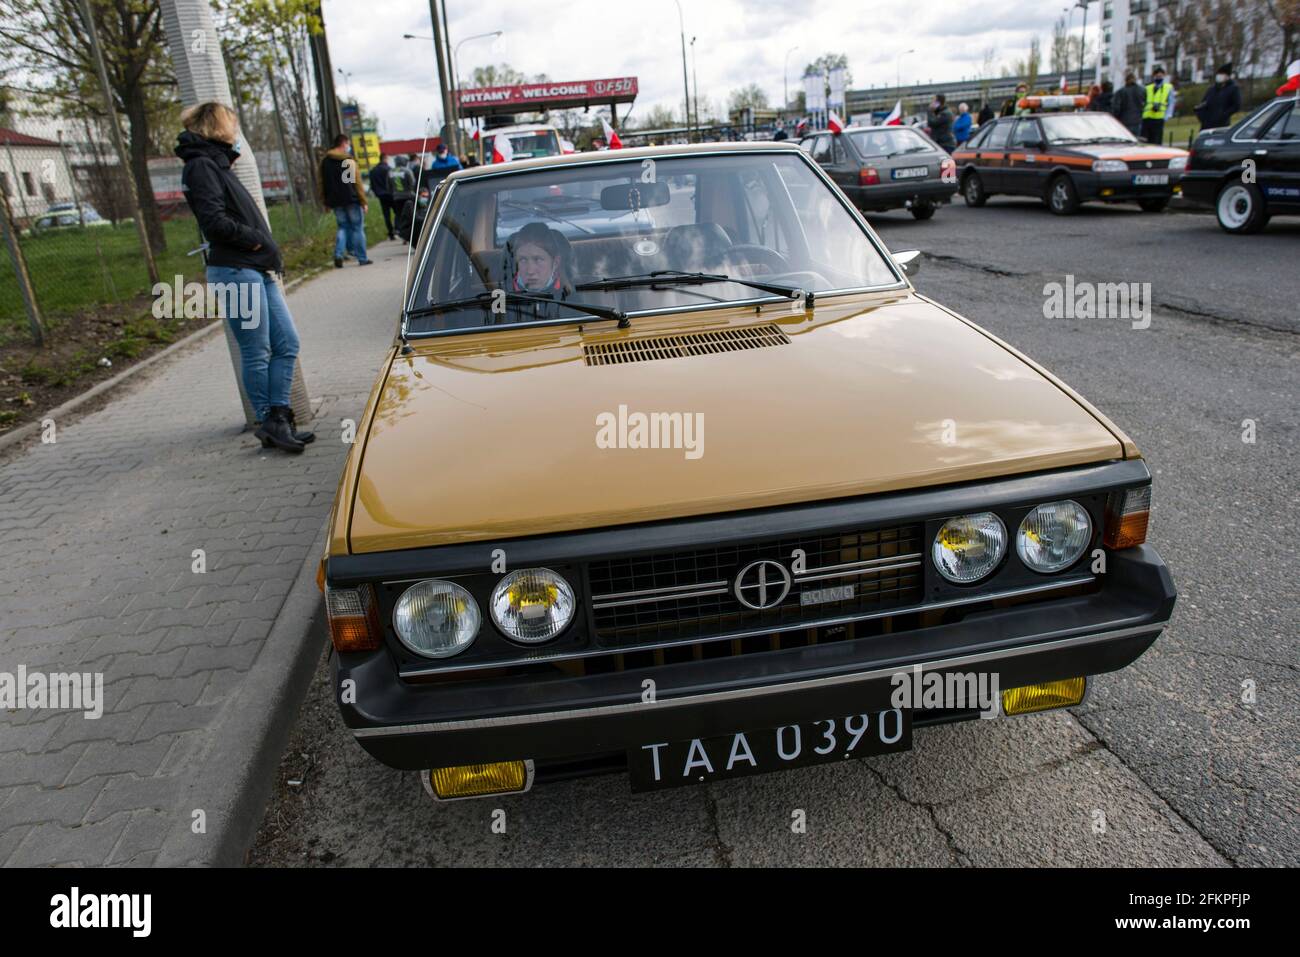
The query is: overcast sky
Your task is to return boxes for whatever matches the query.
[321,0,1085,137]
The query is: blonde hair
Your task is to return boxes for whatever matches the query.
[181,102,239,144]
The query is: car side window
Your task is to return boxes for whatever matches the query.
[1235,104,1285,141]
[982,122,1011,149]
[1261,104,1300,141]
[1009,120,1042,148]
[966,125,991,149]
[798,137,816,154]
[811,135,832,163]
[832,137,849,164]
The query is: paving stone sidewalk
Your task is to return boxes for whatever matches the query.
[0,245,405,865]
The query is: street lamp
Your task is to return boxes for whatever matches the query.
[783,45,800,113]
[336,67,353,104]
[672,0,692,139]
[1075,0,1092,94]
[896,48,915,91]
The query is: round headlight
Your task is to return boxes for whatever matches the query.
[491,568,575,644]
[932,512,1007,584]
[1017,500,1092,573]
[393,580,480,658]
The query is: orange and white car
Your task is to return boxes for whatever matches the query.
[952,110,1188,215]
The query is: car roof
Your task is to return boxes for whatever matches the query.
[446,139,808,181]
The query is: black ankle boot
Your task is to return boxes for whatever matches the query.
[286,407,315,444]
[255,406,305,454]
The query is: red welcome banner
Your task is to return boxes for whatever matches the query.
[457,77,638,109]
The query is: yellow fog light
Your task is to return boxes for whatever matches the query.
[1100,188,1115,196]
[425,761,533,800]
[1002,677,1087,716]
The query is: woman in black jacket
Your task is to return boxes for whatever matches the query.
[176,101,311,453]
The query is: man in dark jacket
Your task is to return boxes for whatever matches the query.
[176,102,311,454]
[1194,63,1242,131]
[1112,72,1145,136]
[320,133,371,268]
[927,94,956,152]
[368,153,397,240]
[1094,80,1115,115]
[977,101,995,125]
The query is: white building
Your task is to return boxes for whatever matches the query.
[0,128,78,223]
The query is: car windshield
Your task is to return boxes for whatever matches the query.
[1042,113,1137,144]
[408,151,900,334]
[487,130,560,159]
[849,128,933,157]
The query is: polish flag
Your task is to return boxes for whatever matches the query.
[883,100,903,126]
[1059,74,1068,92]
[471,127,480,142]
[600,115,623,149]
[1278,60,1300,95]
[491,133,513,164]
[828,109,845,134]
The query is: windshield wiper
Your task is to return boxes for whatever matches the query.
[406,291,628,328]
[576,270,813,305]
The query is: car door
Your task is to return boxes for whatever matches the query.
[1005,119,1047,196]
[825,134,861,196]
[1254,102,1300,210]
[975,120,1012,190]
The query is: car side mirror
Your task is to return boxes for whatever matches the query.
[1024,140,1044,150]
[892,249,922,278]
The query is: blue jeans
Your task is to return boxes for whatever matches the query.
[333,204,369,262]
[207,266,300,421]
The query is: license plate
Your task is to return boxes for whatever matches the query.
[628,709,912,792]
[1132,173,1168,185]
[892,166,929,179]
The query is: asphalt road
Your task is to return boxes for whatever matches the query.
[251,200,1297,867]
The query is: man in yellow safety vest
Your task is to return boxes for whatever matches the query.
[1141,66,1172,145]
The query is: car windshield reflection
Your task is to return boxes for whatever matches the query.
[408,151,899,334]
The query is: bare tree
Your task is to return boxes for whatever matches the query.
[0,0,174,252]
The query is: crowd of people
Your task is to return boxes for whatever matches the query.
[909,62,1245,153]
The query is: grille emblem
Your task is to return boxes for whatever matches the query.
[734,560,792,610]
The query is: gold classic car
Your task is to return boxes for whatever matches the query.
[321,142,1175,800]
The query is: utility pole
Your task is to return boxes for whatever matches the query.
[78,0,159,285]
[0,189,44,346]
[308,2,342,144]
[440,0,460,154]
[428,0,456,153]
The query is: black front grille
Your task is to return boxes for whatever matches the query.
[588,524,925,647]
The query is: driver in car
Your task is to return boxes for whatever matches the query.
[508,222,571,296]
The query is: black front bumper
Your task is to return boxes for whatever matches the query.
[1076,169,1183,203]
[851,179,957,210]
[333,459,1175,774]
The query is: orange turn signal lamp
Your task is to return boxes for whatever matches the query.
[1104,486,1151,549]
[325,584,383,652]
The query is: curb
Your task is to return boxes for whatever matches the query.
[153,523,329,867]
[0,271,320,457]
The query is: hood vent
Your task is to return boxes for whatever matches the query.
[584,324,790,366]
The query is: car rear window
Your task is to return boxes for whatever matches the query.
[849,128,932,157]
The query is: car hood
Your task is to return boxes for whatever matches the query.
[348,293,1125,552]
[1067,142,1187,161]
